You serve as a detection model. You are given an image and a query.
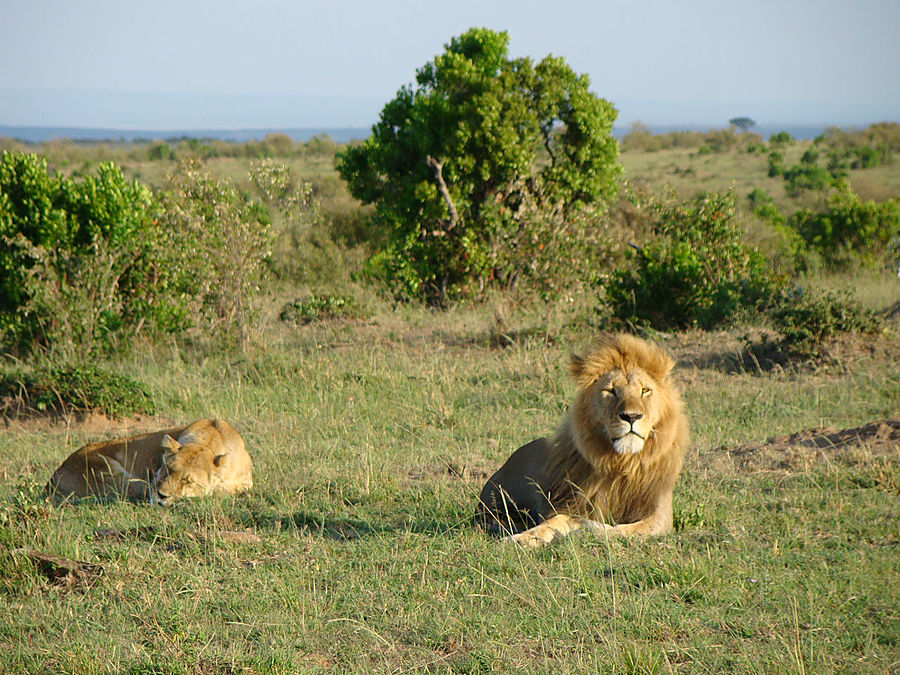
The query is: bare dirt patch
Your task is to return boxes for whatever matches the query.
[1,411,172,436]
[712,419,899,473]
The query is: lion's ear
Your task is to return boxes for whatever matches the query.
[655,353,676,382]
[212,454,229,468]
[161,435,181,453]
[569,353,586,379]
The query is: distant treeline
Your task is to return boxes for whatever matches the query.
[3,123,898,169]
[0,132,348,166]
[621,121,900,154]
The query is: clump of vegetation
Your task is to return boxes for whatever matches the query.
[748,188,786,228]
[0,364,155,418]
[782,147,834,196]
[768,131,794,147]
[279,293,355,324]
[0,151,183,358]
[819,122,900,169]
[621,122,762,153]
[156,159,274,348]
[788,184,900,269]
[822,121,900,151]
[769,287,881,358]
[602,191,777,329]
[337,27,621,303]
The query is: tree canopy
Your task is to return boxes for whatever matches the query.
[729,117,756,132]
[337,28,621,302]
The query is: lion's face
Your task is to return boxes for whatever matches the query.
[569,333,677,458]
[153,436,228,504]
[593,368,661,454]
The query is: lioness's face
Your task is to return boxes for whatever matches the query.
[594,368,660,454]
[153,439,222,504]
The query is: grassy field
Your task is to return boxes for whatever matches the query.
[0,136,898,673]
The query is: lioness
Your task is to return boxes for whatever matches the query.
[46,419,253,504]
[478,333,689,548]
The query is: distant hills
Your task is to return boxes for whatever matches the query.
[0,125,370,144]
[0,123,846,145]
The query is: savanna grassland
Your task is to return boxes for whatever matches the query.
[0,126,898,674]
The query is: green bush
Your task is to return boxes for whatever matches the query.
[768,131,794,147]
[766,150,785,177]
[783,148,833,196]
[156,159,274,348]
[769,287,880,358]
[788,184,900,268]
[0,364,155,418]
[825,149,850,181]
[747,189,786,228]
[0,151,184,357]
[337,28,621,303]
[603,192,776,329]
[849,144,892,169]
[279,293,355,324]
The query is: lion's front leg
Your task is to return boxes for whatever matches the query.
[504,494,673,548]
[503,514,613,548]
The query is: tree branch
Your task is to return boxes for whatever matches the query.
[426,155,458,233]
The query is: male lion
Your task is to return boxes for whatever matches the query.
[46,419,253,504]
[478,333,689,548]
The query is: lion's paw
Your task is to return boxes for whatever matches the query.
[503,528,555,549]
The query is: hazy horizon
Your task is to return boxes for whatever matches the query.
[2,88,892,137]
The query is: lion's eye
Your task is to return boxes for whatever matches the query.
[641,387,652,396]
[603,388,616,397]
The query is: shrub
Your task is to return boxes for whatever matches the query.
[147,142,176,161]
[767,150,785,177]
[0,364,155,418]
[769,131,794,147]
[849,144,891,169]
[337,28,621,303]
[250,159,316,220]
[821,122,900,153]
[156,159,274,348]
[769,287,880,358]
[602,192,776,329]
[0,151,183,358]
[784,164,833,196]
[747,189,786,228]
[783,148,833,196]
[279,293,355,324]
[482,177,619,300]
[787,184,900,268]
[825,149,850,181]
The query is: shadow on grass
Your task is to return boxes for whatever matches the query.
[678,339,797,375]
[238,508,467,541]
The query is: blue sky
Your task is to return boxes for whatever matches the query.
[2,0,898,129]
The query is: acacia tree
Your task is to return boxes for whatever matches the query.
[337,28,621,302]
[729,117,756,133]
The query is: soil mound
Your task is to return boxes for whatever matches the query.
[716,419,899,473]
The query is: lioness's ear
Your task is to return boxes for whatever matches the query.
[213,454,229,468]
[161,435,181,453]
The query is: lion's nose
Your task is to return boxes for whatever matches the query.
[619,412,644,425]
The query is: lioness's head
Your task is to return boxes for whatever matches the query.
[153,435,231,504]
[569,333,678,456]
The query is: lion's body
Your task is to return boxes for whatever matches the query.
[47,419,253,504]
[478,334,689,547]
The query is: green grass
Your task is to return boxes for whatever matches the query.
[0,136,898,673]
[0,315,898,673]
